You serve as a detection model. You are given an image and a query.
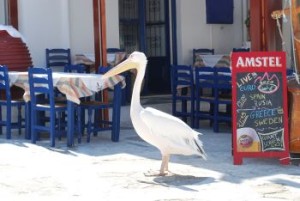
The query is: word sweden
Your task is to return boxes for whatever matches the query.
[236,57,282,67]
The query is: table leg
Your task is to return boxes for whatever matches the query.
[25,101,31,140]
[112,83,121,142]
[67,100,74,147]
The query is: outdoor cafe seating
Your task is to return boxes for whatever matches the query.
[171,50,232,132]
[0,30,125,146]
[78,66,121,143]
[75,49,131,105]
[28,67,68,147]
[0,65,28,139]
[4,66,125,147]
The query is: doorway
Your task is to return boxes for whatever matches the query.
[119,0,171,95]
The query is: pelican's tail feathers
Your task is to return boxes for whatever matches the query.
[192,132,207,160]
[194,130,203,135]
[194,139,207,160]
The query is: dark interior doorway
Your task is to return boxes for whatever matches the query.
[119,0,171,95]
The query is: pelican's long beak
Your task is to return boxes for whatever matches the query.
[102,58,138,79]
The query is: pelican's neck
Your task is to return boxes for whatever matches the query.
[131,64,146,112]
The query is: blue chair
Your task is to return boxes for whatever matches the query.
[193,48,215,55]
[171,65,195,127]
[98,66,113,74]
[193,48,214,65]
[287,68,294,77]
[107,48,125,53]
[0,65,27,139]
[63,63,87,143]
[194,67,216,129]
[28,67,67,147]
[107,48,130,105]
[46,48,71,71]
[77,66,122,142]
[64,64,86,73]
[214,67,232,132]
[49,64,86,102]
[51,64,87,101]
[232,48,250,52]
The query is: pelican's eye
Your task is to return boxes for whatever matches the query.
[129,55,135,60]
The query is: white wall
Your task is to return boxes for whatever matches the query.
[18,0,94,67]
[16,0,247,67]
[176,0,247,65]
[106,0,120,49]
[18,0,70,67]
[69,0,94,61]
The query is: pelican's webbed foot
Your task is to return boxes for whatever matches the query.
[144,170,174,177]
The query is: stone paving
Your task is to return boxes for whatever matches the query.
[0,101,300,201]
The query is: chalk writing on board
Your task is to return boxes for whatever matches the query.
[237,72,258,88]
[258,128,285,151]
[236,72,284,152]
[254,72,280,94]
[250,93,273,107]
[237,94,247,108]
[238,112,248,127]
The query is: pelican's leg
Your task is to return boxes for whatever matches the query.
[165,155,170,171]
[144,155,170,177]
[160,155,170,174]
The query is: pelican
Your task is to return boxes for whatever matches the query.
[103,51,206,176]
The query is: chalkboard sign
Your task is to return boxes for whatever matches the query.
[231,52,290,165]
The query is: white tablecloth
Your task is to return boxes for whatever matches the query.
[194,54,231,67]
[8,71,125,104]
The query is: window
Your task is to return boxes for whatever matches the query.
[119,0,140,53]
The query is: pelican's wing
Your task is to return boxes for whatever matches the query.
[141,107,194,133]
[140,107,204,155]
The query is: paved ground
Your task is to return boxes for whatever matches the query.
[0,100,300,201]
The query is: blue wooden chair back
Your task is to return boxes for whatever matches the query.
[214,67,232,132]
[287,68,294,76]
[0,65,11,103]
[0,65,27,139]
[98,66,113,74]
[46,48,71,69]
[171,64,194,127]
[195,67,216,91]
[232,48,250,52]
[172,65,194,92]
[193,48,215,55]
[64,64,86,73]
[215,67,232,91]
[28,67,67,147]
[28,67,55,107]
[107,48,125,53]
[194,66,216,129]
